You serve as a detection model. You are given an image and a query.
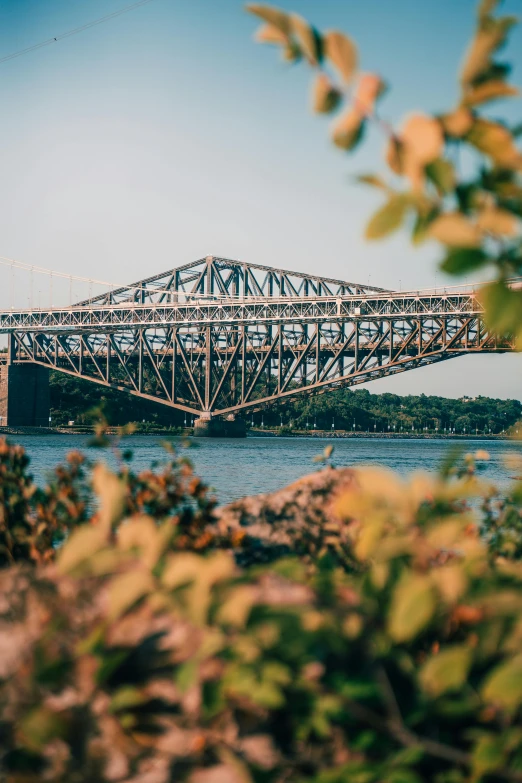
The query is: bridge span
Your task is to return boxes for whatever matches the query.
[0,255,515,432]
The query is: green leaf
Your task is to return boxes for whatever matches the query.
[440,248,487,275]
[383,771,423,783]
[365,194,409,240]
[110,686,146,713]
[481,281,522,336]
[482,654,522,712]
[356,174,389,190]
[478,0,500,19]
[412,207,439,246]
[419,645,472,696]
[425,159,456,195]
[18,708,68,752]
[175,660,199,693]
[472,735,506,778]
[388,573,435,642]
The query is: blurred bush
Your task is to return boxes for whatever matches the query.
[1,434,522,782]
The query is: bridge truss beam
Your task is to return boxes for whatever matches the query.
[0,258,515,420]
[8,310,511,418]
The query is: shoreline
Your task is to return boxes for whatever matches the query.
[0,426,516,441]
[248,430,514,440]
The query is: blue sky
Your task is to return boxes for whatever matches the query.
[0,0,520,398]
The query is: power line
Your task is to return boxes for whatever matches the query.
[0,0,159,66]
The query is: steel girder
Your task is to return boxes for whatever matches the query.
[8,309,513,418]
[0,293,487,333]
[75,255,388,306]
[0,257,515,418]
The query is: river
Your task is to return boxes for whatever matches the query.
[8,434,521,503]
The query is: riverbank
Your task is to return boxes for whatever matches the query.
[0,425,515,440]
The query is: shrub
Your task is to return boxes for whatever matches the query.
[1,438,522,782]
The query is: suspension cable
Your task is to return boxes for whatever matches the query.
[0,0,159,66]
[0,253,520,306]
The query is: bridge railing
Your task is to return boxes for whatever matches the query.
[0,284,485,313]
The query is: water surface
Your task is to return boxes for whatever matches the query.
[10,434,521,503]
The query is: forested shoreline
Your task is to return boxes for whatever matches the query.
[50,371,521,435]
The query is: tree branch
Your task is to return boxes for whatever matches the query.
[343,689,522,783]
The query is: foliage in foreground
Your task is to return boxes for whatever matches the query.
[247,0,522,343]
[1,436,522,782]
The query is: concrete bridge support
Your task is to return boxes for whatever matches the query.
[193,415,246,438]
[0,362,50,427]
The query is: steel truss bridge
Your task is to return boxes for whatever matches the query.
[0,255,515,420]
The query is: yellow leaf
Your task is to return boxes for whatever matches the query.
[331,108,365,151]
[431,564,467,604]
[429,213,481,248]
[57,525,108,574]
[354,72,386,116]
[117,516,172,569]
[440,107,474,139]
[246,4,291,36]
[464,80,519,106]
[353,517,385,561]
[290,13,322,65]
[365,194,409,240]
[218,585,257,627]
[92,463,126,531]
[477,207,519,237]
[388,573,435,642]
[311,73,342,114]
[163,551,234,589]
[467,119,522,169]
[325,30,358,84]
[460,24,510,87]
[356,173,389,190]
[420,645,472,696]
[401,113,444,165]
[108,569,154,620]
[255,23,288,45]
[281,42,301,63]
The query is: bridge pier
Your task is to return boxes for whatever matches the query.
[193,414,246,438]
[0,362,50,428]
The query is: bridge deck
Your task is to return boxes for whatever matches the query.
[0,290,483,333]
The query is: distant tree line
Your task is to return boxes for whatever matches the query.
[268,388,521,435]
[50,371,521,434]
